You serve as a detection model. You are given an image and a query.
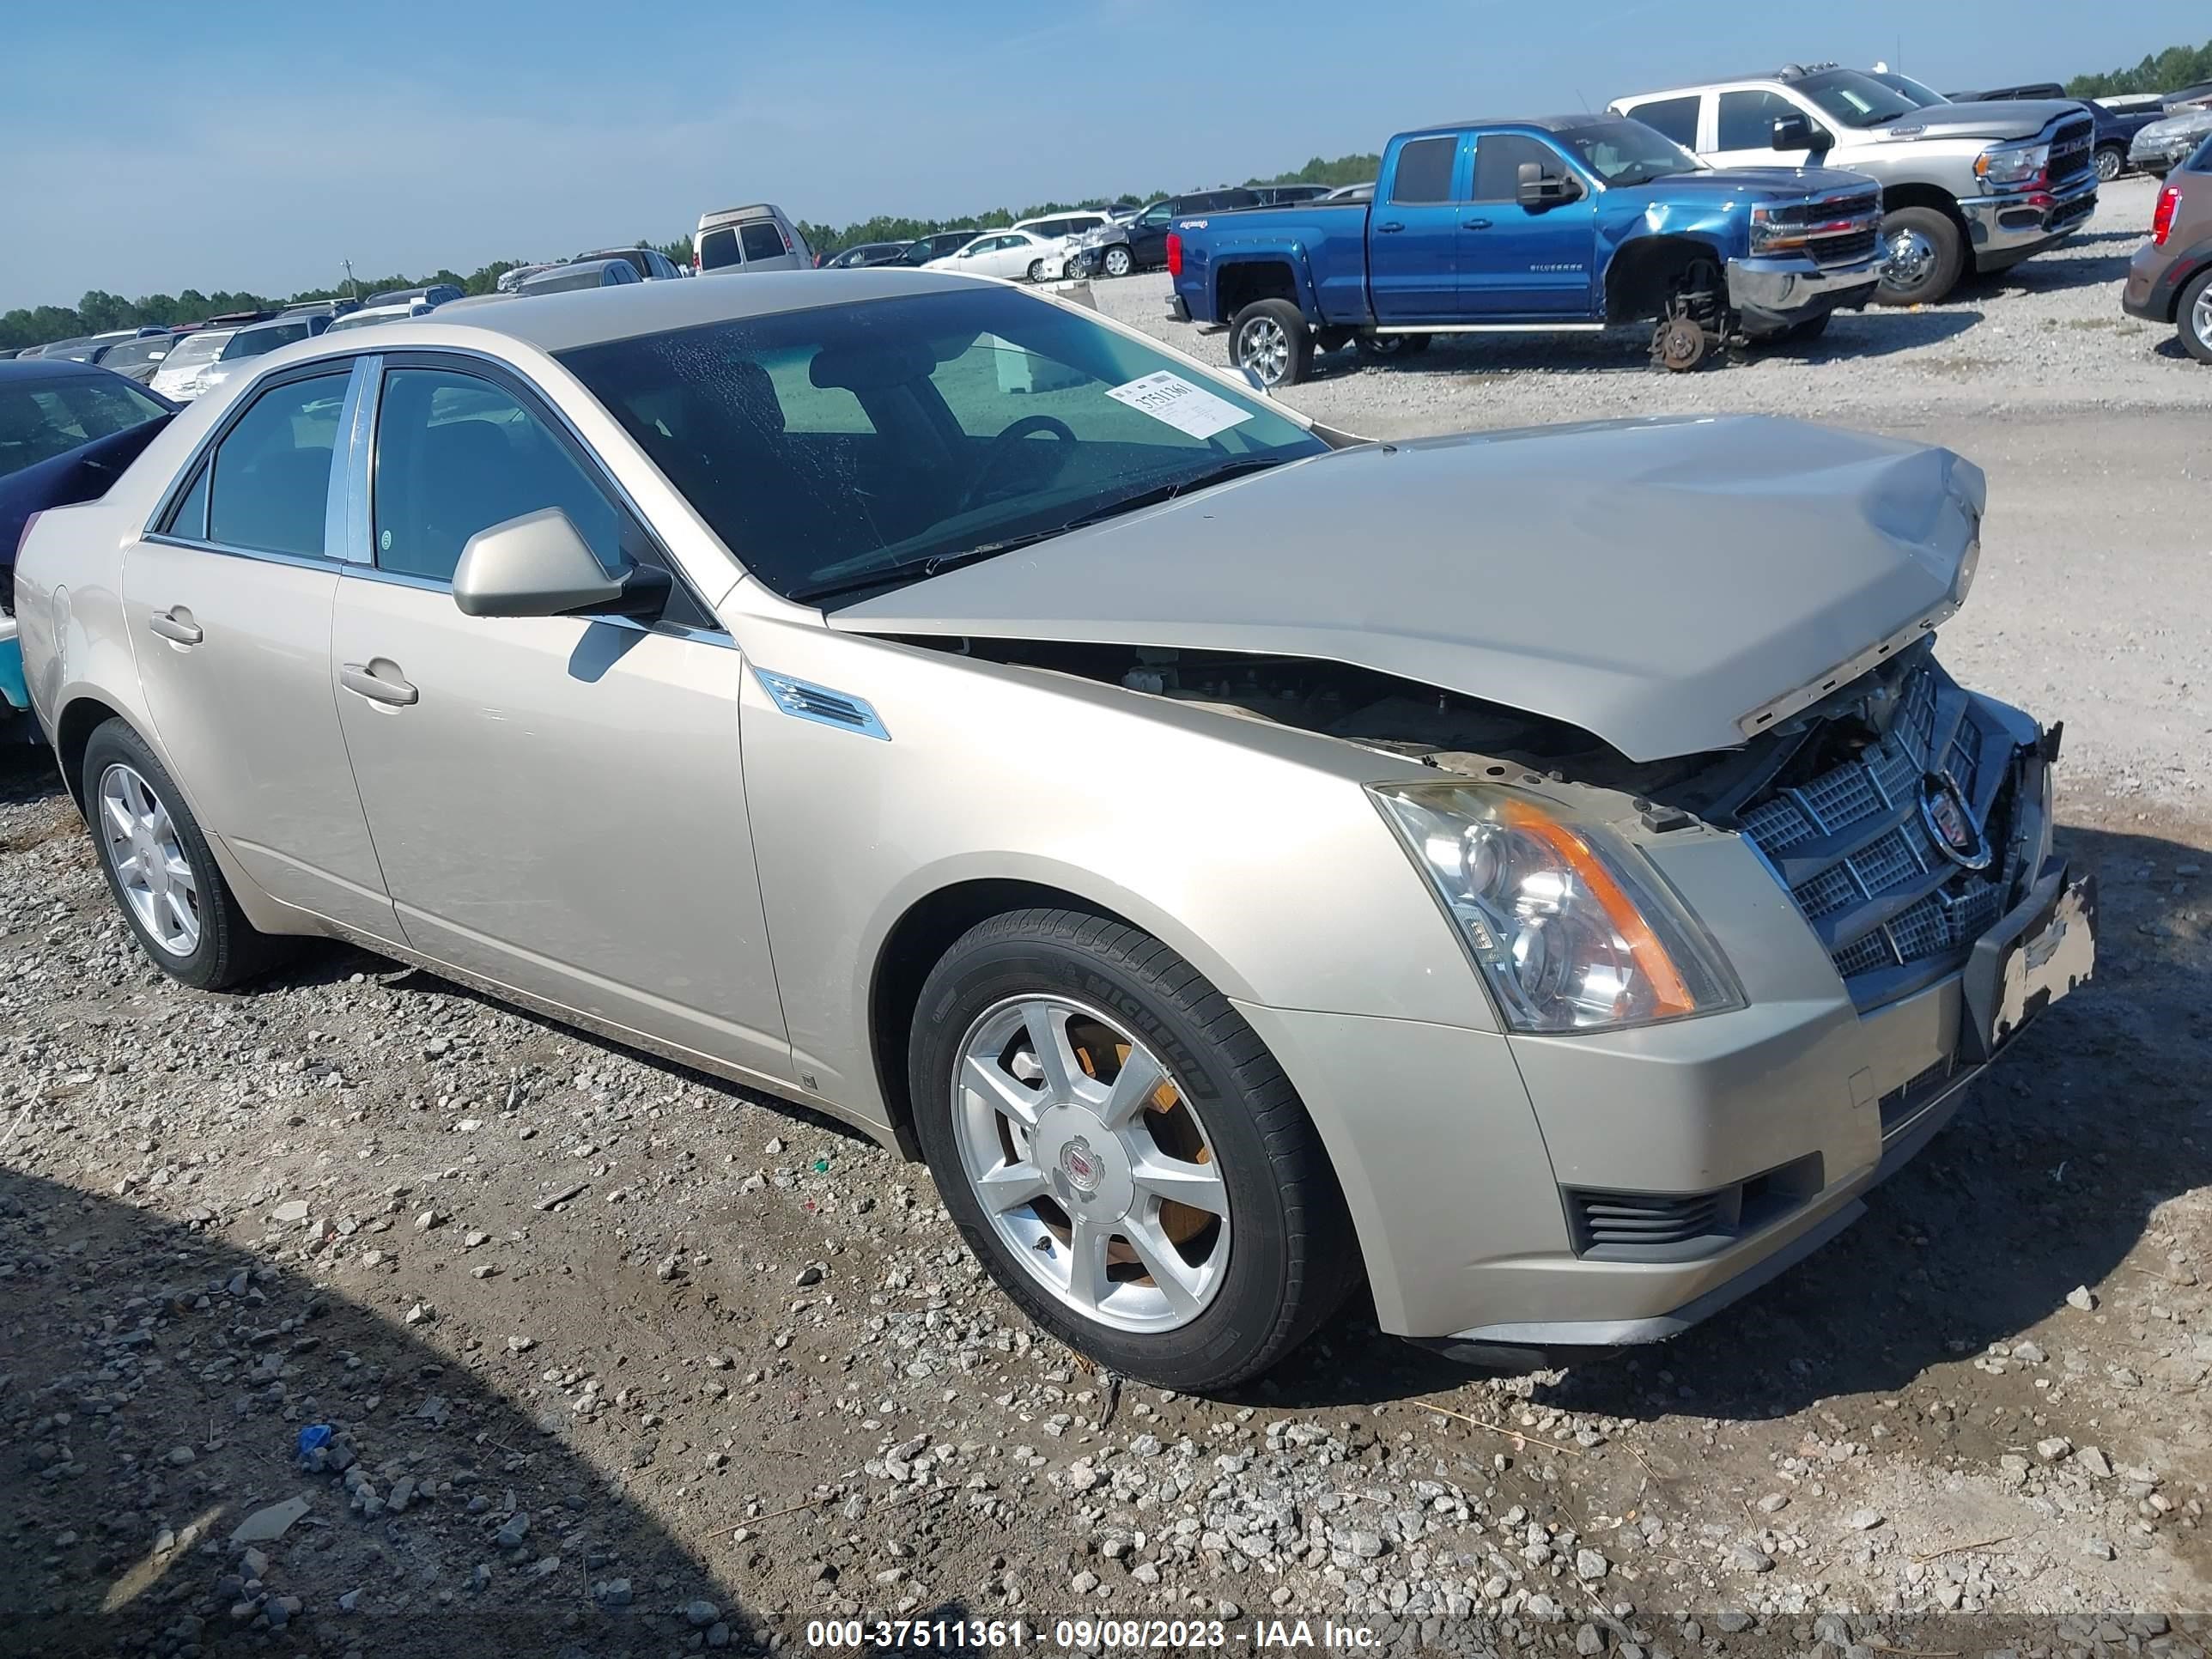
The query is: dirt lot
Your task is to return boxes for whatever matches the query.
[3,181,2209,1659]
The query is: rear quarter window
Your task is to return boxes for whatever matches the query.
[739,222,787,261]
[1390,136,1459,204]
[1626,94,1701,148]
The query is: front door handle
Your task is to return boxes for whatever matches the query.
[148,609,202,646]
[1375,220,1406,234]
[340,660,419,707]
[1462,217,1493,230]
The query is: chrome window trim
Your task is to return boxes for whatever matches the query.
[141,534,347,575]
[334,556,741,652]
[338,354,383,565]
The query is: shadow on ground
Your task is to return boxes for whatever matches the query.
[1254,818,2212,1419]
[0,1164,754,1658]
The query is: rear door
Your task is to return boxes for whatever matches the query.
[1369,132,1468,320]
[122,361,398,941]
[1460,132,1599,318]
[698,226,743,274]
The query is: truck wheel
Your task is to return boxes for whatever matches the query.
[2094,144,2125,183]
[908,908,1358,1392]
[2179,268,2212,366]
[1875,206,1966,307]
[1103,246,1133,278]
[1231,300,1315,388]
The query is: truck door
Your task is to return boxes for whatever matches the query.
[1460,133,1597,318]
[1710,87,1829,168]
[1369,132,1468,321]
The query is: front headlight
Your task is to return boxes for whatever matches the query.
[1975,142,2049,187]
[1747,204,1808,254]
[1371,781,1743,1034]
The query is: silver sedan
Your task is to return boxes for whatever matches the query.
[15,270,2091,1389]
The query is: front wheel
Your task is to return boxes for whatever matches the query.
[1875,205,1966,307]
[1103,246,1133,278]
[2179,267,2212,365]
[908,909,1357,1392]
[80,719,287,990]
[1229,298,1315,388]
[2095,144,2125,184]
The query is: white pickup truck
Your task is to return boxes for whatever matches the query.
[1611,64,2098,305]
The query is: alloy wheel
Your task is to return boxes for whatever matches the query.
[2095,148,2123,183]
[2194,283,2212,353]
[949,995,1231,1334]
[98,763,201,957]
[1103,247,1133,277]
[1238,316,1291,386]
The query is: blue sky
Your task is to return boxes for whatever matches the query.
[3,0,2200,310]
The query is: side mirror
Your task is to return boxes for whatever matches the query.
[1771,112,1815,149]
[1516,162,1579,207]
[452,508,635,618]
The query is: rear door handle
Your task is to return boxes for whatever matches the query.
[1462,217,1493,230]
[340,661,418,707]
[148,609,202,646]
[1376,220,1405,234]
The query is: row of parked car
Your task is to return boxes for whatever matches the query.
[1150,63,2212,385]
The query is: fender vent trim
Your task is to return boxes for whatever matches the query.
[750,669,889,740]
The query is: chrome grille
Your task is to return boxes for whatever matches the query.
[2048,120,2095,182]
[1741,661,2021,989]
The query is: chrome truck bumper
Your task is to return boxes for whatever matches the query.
[1728,250,1884,336]
[1963,172,2099,272]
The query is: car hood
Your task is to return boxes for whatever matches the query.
[2137,109,2212,143]
[830,416,1986,763]
[1622,164,1877,204]
[1870,97,2084,143]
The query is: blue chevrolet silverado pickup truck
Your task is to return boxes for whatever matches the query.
[1168,114,1887,386]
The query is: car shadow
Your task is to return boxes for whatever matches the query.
[1307,307,1986,380]
[1249,818,2212,1422]
[0,1165,757,1656]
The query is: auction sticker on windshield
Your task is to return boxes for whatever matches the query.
[1104,371,1255,440]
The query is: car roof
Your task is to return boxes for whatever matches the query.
[290,268,982,356]
[1402,112,1626,137]
[233,315,311,336]
[0,356,127,385]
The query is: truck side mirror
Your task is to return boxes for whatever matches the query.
[1771,112,1817,149]
[1516,162,1579,208]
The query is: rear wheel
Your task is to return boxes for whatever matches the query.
[80,720,286,990]
[1027,259,1048,283]
[1875,206,1966,307]
[1103,246,1133,278]
[908,909,1357,1392]
[2180,267,2212,365]
[1230,299,1315,388]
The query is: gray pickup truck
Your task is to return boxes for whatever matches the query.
[1613,65,2098,305]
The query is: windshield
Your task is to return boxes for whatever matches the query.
[558,286,1328,605]
[161,332,230,369]
[222,321,312,360]
[0,374,169,479]
[1556,117,1705,185]
[1795,68,1919,129]
[1869,70,1947,107]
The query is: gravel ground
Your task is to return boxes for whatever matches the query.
[4,186,2211,1658]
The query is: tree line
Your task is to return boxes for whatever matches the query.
[2066,35,2212,97]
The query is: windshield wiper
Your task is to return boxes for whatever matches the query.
[793,456,1288,606]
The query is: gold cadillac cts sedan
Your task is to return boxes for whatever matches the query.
[14,271,2094,1390]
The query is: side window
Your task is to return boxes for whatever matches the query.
[206,370,349,558]
[1717,89,1802,149]
[162,460,210,540]
[739,222,787,262]
[1472,134,1564,203]
[1389,136,1458,204]
[1627,95,1701,148]
[372,368,623,584]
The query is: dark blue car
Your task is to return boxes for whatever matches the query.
[1,360,177,722]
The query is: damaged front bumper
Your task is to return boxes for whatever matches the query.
[1729,250,1884,337]
[1963,173,2099,270]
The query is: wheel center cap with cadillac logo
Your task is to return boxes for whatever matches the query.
[1058,1137,1103,1198]
[1920,773,1991,871]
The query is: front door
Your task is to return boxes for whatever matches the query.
[1460,134,1598,318]
[1710,87,1827,168]
[329,357,792,1081]
[122,362,398,941]
[1370,132,1468,320]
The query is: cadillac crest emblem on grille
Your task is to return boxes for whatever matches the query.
[1920,773,1991,871]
